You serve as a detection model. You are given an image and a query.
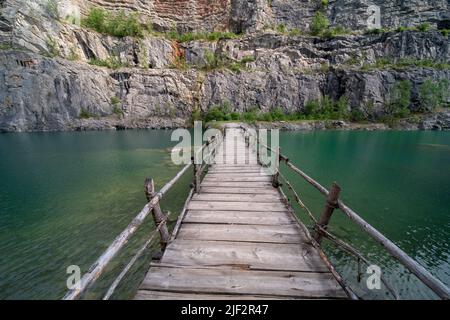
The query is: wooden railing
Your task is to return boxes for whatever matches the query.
[241,125,450,300]
[63,132,223,300]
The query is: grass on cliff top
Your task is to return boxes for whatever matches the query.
[81,7,242,42]
[361,58,450,71]
[82,8,149,38]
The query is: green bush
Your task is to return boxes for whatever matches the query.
[166,30,239,43]
[89,57,126,69]
[111,96,121,106]
[385,80,412,116]
[45,37,60,57]
[311,11,329,36]
[322,25,349,38]
[277,24,287,33]
[82,8,144,38]
[441,29,450,37]
[289,28,302,36]
[304,96,349,119]
[419,79,446,112]
[417,23,430,32]
[79,109,93,119]
[350,109,366,122]
[204,49,222,70]
[113,106,123,117]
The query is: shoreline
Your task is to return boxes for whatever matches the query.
[1,111,449,133]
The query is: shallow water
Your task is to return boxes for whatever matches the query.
[0,130,449,299]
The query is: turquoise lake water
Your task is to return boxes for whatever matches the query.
[0,130,449,299]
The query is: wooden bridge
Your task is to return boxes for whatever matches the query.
[135,128,346,300]
[63,124,450,300]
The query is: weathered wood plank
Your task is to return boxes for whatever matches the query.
[206,172,270,177]
[192,193,281,203]
[200,187,279,194]
[203,176,272,182]
[177,223,305,243]
[187,201,288,212]
[134,290,291,300]
[201,181,273,188]
[141,267,346,298]
[184,210,294,225]
[162,240,329,272]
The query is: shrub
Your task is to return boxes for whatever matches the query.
[89,57,125,69]
[113,106,123,117]
[289,28,302,36]
[419,79,445,112]
[277,24,287,33]
[82,8,144,38]
[311,11,329,36]
[111,96,121,106]
[350,109,366,122]
[322,25,349,38]
[269,107,286,121]
[417,23,430,32]
[304,99,322,116]
[304,96,350,119]
[385,80,412,116]
[240,55,255,64]
[166,30,239,43]
[441,29,450,37]
[45,37,60,57]
[79,109,93,119]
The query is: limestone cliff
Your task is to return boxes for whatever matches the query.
[0,0,449,131]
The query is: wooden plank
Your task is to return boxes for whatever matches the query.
[207,172,270,177]
[135,290,290,300]
[210,165,261,169]
[208,170,264,174]
[187,201,288,212]
[177,223,305,243]
[184,210,294,225]
[201,182,272,188]
[203,176,271,182]
[162,240,329,272]
[141,267,346,298]
[192,193,281,203]
[200,187,279,194]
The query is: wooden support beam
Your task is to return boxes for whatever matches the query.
[145,178,170,251]
[314,183,341,244]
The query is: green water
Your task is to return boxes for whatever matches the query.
[0,130,449,299]
[279,131,450,299]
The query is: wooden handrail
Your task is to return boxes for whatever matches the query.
[241,125,450,300]
[63,163,192,300]
[63,130,223,300]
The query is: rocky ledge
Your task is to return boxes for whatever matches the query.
[0,0,449,132]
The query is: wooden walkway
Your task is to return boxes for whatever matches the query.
[135,128,346,300]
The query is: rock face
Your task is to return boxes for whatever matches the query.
[0,0,449,131]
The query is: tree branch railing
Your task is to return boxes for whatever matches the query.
[63,131,223,300]
[241,125,450,300]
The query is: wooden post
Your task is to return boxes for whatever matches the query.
[272,147,280,188]
[314,182,341,244]
[145,178,170,251]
